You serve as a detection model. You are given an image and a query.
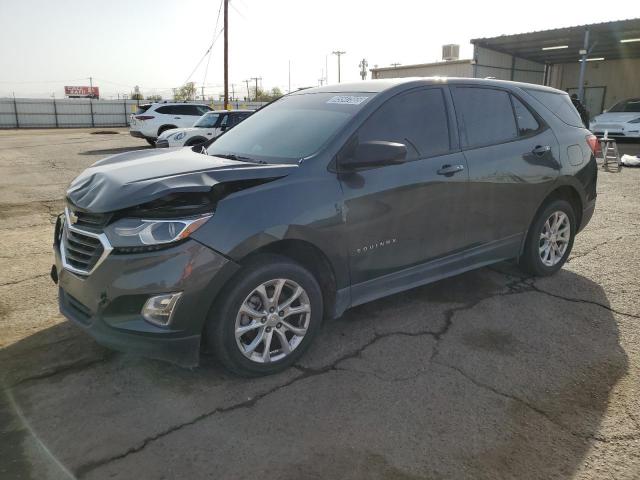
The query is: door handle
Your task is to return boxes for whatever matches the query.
[532,145,551,155]
[174,116,181,119]
[437,164,465,176]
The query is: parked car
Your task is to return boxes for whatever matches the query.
[53,78,597,376]
[155,110,253,148]
[590,97,640,138]
[129,102,212,145]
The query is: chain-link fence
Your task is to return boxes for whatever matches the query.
[0,98,267,129]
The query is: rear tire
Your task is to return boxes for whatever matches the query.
[206,255,323,377]
[519,199,576,276]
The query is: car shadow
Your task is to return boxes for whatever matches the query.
[0,264,628,479]
[80,145,153,156]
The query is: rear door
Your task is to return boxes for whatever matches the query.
[339,87,469,286]
[451,86,559,252]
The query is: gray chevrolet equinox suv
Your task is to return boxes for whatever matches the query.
[52,78,597,376]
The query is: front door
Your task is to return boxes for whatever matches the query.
[338,87,469,287]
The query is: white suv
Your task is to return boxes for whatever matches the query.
[155,110,253,148]
[129,103,212,145]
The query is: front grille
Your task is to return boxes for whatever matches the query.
[63,228,105,272]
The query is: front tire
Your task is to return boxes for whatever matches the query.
[206,255,323,376]
[519,199,576,276]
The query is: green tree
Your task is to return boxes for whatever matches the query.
[254,86,284,102]
[146,94,162,102]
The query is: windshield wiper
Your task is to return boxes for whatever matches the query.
[213,153,267,164]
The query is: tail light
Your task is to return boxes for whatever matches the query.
[135,115,155,120]
[586,134,601,155]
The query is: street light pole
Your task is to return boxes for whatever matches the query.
[332,51,346,83]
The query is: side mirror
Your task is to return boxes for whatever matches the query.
[340,140,407,170]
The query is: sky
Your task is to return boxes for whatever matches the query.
[1,0,639,99]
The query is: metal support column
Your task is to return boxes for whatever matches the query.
[577,29,590,103]
[52,98,59,128]
[13,94,19,128]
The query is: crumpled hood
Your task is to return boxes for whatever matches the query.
[67,148,297,213]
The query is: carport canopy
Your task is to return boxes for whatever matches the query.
[471,18,640,63]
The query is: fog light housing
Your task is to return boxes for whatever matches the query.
[142,293,182,326]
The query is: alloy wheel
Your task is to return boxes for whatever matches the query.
[234,278,311,363]
[539,211,571,267]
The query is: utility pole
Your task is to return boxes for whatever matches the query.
[223,0,229,109]
[250,77,262,101]
[201,85,205,101]
[577,29,590,103]
[231,84,235,102]
[390,62,401,68]
[332,51,346,83]
[244,79,250,101]
[359,58,368,80]
[325,55,328,85]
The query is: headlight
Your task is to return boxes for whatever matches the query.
[174,132,187,141]
[629,117,640,124]
[104,215,212,249]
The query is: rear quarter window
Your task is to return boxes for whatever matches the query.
[525,89,583,128]
[135,104,151,114]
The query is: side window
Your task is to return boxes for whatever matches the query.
[196,105,211,115]
[452,87,518,147]
[511,96,540,136]
[155,105,174,115]
[220,114,229,127]
[180,105,202,116]
[357,88,450,161]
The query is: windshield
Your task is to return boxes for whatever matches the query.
[206,92,374,163]
[609,98,640,113]
[194,112,220,128]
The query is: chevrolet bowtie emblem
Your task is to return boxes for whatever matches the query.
[69,211,79,224]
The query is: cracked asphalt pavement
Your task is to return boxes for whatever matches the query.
[1,129,639,479]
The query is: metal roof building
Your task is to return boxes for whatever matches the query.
[470,18,640,115]
[370,19,640,118]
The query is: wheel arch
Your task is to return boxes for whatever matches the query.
[184,136,208,146]
[519,183,583,257]
[240,239,339,322]
[157,124,178,136]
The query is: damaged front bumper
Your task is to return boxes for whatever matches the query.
[52,228,239,367]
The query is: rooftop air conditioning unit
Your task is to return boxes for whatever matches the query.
[442,44,460,61]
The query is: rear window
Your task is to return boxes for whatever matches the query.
[136,104,151,115]
[609,98,640,113]
[525,89,583,128]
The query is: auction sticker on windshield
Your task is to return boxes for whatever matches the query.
[327,95,369,105]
